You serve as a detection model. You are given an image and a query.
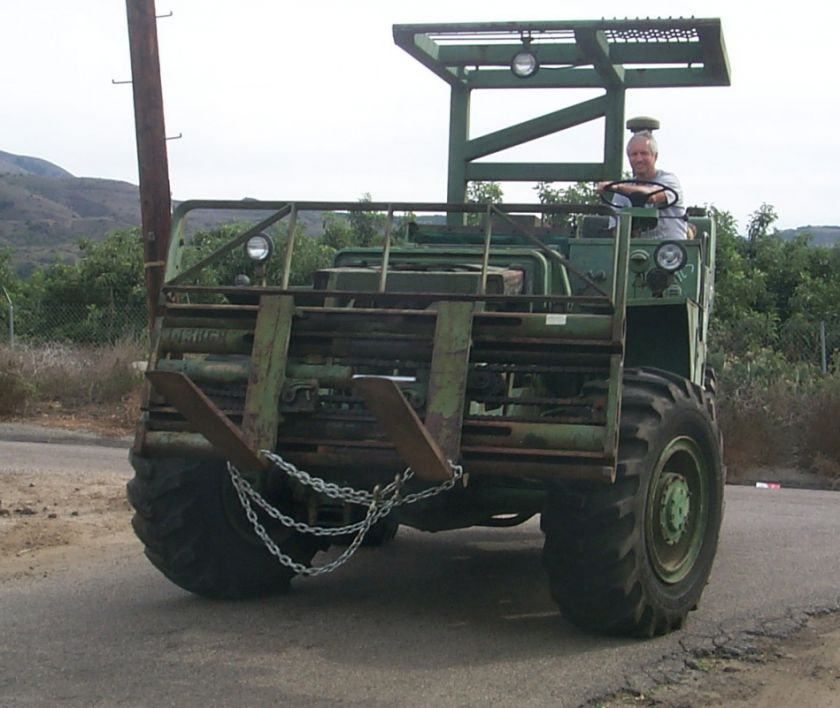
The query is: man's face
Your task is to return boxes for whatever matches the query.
[627,138,657,180]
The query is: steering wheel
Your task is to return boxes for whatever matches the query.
[599,179,679,210]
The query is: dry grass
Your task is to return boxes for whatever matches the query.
[1,340,838,484]
[799,384,840,482]
[718,384,794,475]
[718,374,840,482]
[0,341,145,419]
[0,349,36,416]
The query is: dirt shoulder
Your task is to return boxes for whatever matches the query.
[0,454,133,585]
[597,610,840,707]
[0,408,134,584]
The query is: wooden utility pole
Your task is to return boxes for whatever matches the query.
[125,0,172,330]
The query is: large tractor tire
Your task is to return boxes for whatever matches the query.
[541,368,724,637]
[127,455,323,599]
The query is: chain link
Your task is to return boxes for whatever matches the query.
[228,451,463,577]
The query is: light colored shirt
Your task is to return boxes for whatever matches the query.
[609,169,688,240]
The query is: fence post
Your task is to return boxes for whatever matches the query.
[2,287,13,347]
[820,320,827,375]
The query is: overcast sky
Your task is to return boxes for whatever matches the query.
[3,1,838,232]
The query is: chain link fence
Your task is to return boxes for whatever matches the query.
[710,316,840,376]
[778,318,840,372]
[0,292,148,346]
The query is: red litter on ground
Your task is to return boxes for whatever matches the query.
[755,482,782,489]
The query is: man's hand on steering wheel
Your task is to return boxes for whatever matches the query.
[598,179,679,209]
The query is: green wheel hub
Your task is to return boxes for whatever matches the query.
[646,437,710,585]
[659,474,690,545]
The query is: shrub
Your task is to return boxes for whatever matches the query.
[717,352,840,479]
[799,380,840,482]
[717,380,795,476]
[0,340,145,416]
[32,341,144,405]
[0,347,36,415]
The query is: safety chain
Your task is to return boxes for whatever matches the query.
[228,451,463,577]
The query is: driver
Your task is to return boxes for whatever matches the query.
[598,130,688,240]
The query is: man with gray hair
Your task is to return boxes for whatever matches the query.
[599,130,688,240]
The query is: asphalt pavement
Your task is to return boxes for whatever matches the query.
[1,437,838,707]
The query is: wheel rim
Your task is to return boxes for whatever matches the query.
[645,436,709,584]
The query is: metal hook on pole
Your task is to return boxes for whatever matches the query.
[111,78,133,85]
[155,10,173,18]
[165,132,183,141]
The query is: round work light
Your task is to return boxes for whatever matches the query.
[653,241,687,272]
[245,233,274,263]
[511,49,539,78]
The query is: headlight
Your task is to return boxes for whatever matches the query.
[511,49,539,78]
[245,233,274,263]
[653,241,687,272]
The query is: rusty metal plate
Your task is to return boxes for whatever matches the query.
[353,376,453,482]
[146,370,268,472]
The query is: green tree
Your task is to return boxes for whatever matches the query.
[533,181,600,229]
[534,181,599,206]
[181,222,335,289]
[269,229,335,286]
[788,244,840,321]
[348,193,387,247]
[746,202,778,249]
[709,206,775,355]
[709,207,766,321]
[321,213,355,250]
[709,203,840,365]
[180,223,252,289]
[753,232,812,322]
[466,181,504,225]
[466,181,504,204]
[18,228,146,342]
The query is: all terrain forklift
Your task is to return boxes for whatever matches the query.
[128,17,730,637]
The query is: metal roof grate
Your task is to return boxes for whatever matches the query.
[604,27,699,42]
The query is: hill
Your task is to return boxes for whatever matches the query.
[0,172,146,272]
[0,150,73,178]
[0,150,323,275]
[778,226,840,247]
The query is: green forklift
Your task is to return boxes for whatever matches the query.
[128,17,730,637]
